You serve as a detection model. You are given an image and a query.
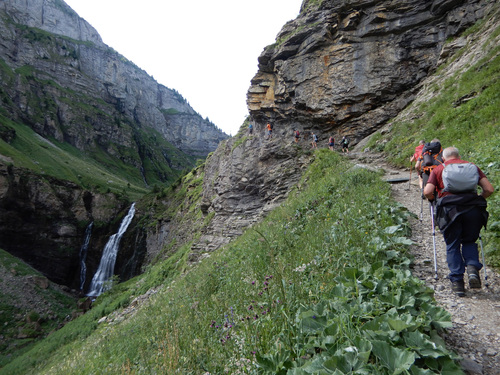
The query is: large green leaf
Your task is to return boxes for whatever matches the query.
[372,339,416,374]
[420,303,453,330]
[404,331,450,359]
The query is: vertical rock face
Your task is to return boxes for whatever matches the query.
[2,0,103,44]
[0,163,127,288]
[247,0,489,142]
[181,0,492,260]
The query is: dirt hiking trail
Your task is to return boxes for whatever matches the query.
[348,150,500,375]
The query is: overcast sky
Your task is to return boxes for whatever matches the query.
[63,0,303,135]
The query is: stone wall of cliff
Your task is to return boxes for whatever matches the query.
[247,0,490,142]
[0,162,129,288]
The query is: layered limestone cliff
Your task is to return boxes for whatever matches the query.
[161,0,493,261]
[248,0,490,142]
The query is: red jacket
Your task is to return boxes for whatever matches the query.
[412,144,424,161]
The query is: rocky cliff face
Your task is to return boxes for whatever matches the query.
[247,0,490,142]
[0,162,129,289]
[154,0,493,262]
[0,0,228,181]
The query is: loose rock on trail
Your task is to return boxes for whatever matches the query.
[348,150,500,375]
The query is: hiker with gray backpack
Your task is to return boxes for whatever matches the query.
[423,146,494,297]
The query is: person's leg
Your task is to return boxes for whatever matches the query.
[443,219,465,282]
[460,207,483,270]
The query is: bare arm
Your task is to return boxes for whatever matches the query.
[479,177,494,199]
[423,182,436,200]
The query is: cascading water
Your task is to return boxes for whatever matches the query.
[79,222,93,291]
[87,203,136,297]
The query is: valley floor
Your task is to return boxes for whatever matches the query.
[349,150,500,375]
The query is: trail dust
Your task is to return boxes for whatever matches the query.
[347,150,500,375]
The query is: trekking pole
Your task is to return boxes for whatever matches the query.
[408,161,412,190]
[429,201,438,280]
[420,189,424,222]
[478,234,489,287]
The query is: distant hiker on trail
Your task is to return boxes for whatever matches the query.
[248,123,253,135]
[266,122,272,139]
[294,130,300,143]
[328,136,335,151]
[418,139,443,189]
[341,136,349,153]
[411,140,425,188]
[411,140,425,163]
[424,146,494,297]
[311,132,318,148]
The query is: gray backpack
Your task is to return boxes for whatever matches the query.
[442,163,479,193]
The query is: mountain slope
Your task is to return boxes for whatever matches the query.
[0,0,228,188]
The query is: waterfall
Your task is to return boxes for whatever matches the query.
[79,222,93,291]
[87,203,136,297]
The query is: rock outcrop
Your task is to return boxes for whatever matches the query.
[247,0,490,143]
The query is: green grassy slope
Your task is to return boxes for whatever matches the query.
[0,113,150,201]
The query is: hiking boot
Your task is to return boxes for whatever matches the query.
[467,265,482,289]
[451,280,465,297]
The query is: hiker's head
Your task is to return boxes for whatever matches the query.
[431,138,440,143]
[442,147,460,161]
[419,140,425,145]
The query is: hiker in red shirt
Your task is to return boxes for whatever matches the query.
[424,147,494,297]
[410,140,425,187]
